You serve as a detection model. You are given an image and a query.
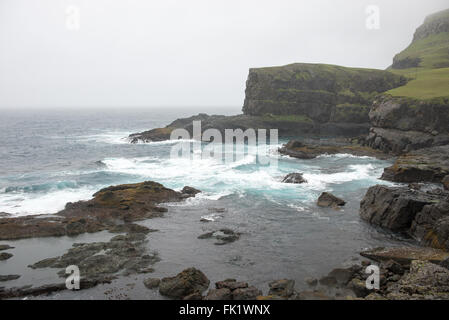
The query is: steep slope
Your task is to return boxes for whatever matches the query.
[365,8,449,154]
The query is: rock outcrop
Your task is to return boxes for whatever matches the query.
[364,96,449,154]
[159,268,210,299]
[381,145,449,183]
[282,173,307,184]
[0,181,197,241]
[317,192,346,209]
[360,185,449,249]
[242,63,405,122]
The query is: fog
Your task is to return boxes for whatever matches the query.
[0,0,448,109]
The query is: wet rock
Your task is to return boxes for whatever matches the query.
[198,229,240,245]
[305,277,318,287]
[0,245,13,251]
[159,268,210,299]
[296,291,332,300]
[143,278,160,289]
[383,260,405,275]
[268,279,295,297]
[443,175,449,191]
[319,275,337,287]
[327,268,354,286]
[360,247,449,267]
[181,186,201,196]
[183,292,203,300]
[215,279,248,290]
[347,278,370,298]
[0,252,13,261]
[204,288,232,300]
[386,260,449,299]
[279,140,388,160]
[360,185,449,237]
[317,192,346,208]
[282,173,307,184]
[232,286,262,300]
[381,145,449,183]
[0,181,184,241]
[0,275,20,282]
[440,257,449,270]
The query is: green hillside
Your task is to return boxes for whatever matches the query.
[388,9,449,99]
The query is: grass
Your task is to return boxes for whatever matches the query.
[387,9,449,99]
[388,67,449,99]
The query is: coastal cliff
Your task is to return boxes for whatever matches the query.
[242,63,406,123]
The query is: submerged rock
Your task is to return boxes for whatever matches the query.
[159,268,210,299]
[0,245,13,251]
[317,192,346,208]
[282,173,307,184]
[268,279,295,298]
[0,275,20,282]
[181,186,201,195]
[0,252,13,261]
[198,229,240,245]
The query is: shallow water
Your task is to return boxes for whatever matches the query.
[0,107,415,298]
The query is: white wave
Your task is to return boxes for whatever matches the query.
[0,187,96,216]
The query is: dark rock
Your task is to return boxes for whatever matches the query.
[360,247,449,267]
[327,268,354,286]
[232,286,262,300]
[282,173,307,184]
[381,145,449,183]
[181,186,201,195]
[383,260,405,275]
[347,278,370,298]
[386,260,449,300]
[204,288,232,300]
[296,291,332,300]
[0,252,13,261]
[182,292,203,300]
[268,279,295,297]
[0,245,13,251]
[317,192,346,208]
[198,229,240,245]
[0,181,184,241]
[443,175,449,191]
[0,275,20,282]
[159,268,210,299]
[319,275,337,287]
[215,279,248,290]
[143,278,160,289]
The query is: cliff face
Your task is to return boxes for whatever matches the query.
[366,9,449,154]
[242,63,406,124]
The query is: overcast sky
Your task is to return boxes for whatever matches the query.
[0,0,448,109]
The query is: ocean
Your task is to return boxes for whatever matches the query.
[0,106,414,297]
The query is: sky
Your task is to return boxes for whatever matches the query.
[0,0,448,109]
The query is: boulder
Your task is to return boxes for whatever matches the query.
[232,286,262,300]
[204,288,232,300]
[317,192,346,208]
[159,268,210,299]
[282,173,307,184]
[143,278,160,289]
[215,279,248,290]
[0,252,13,261]
[268,279,295,297]
[347,278,370,298]
[181,186,201,196]
[0,275,20,282]
[0,245,13,251]
[198,229,240,245]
